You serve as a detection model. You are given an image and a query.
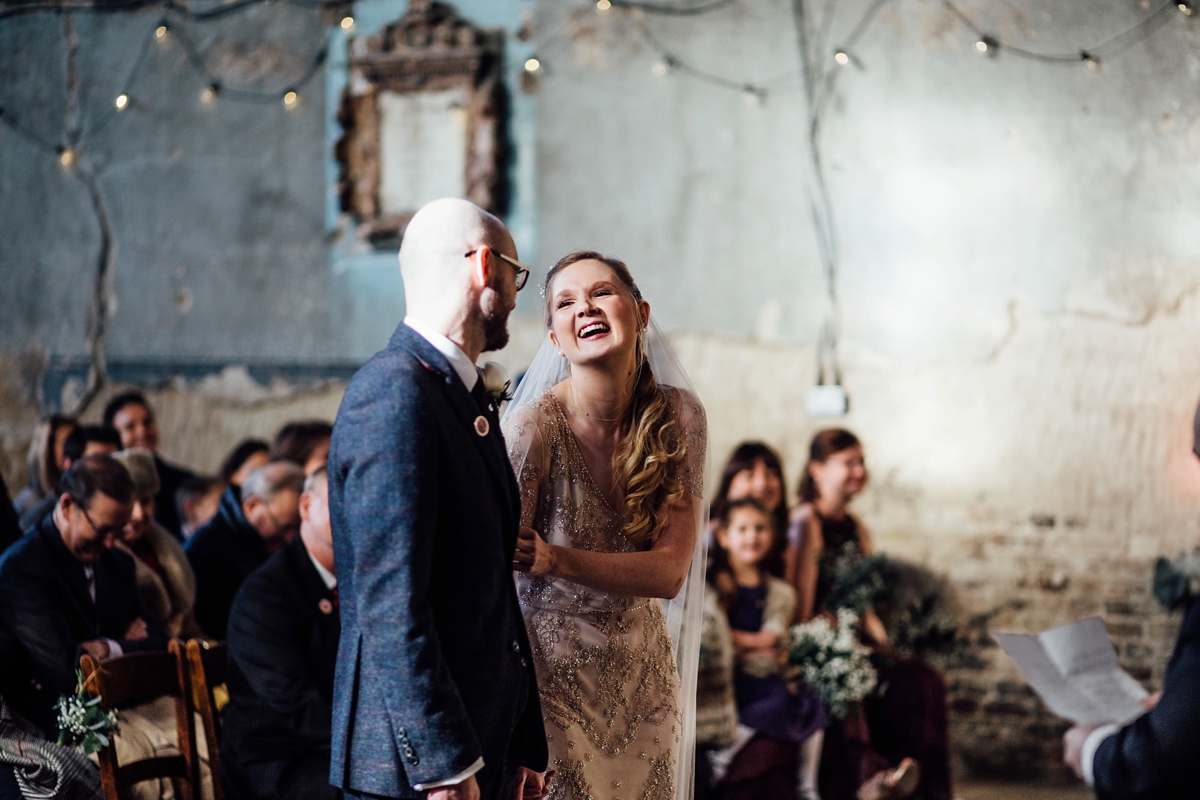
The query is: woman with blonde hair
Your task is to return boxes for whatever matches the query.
[504,251,707,800]
[13,415,76,517]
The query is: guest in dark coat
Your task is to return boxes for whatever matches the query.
[103,391,195,537]
[18,424,121,532]
[0,473,19,554]
[328,199,547,800]
[1063,397,1200,800]
[185,461,304,639]
[222,467,341,800]
[0,456,166,735]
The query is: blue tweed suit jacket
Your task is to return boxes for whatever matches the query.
[327,323,547,799]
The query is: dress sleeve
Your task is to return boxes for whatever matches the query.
[670,389,708,500]
[502,403,549,530]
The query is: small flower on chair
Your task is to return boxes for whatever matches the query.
[481,362,513,412]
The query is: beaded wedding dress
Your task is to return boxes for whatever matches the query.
[502,327,707,800]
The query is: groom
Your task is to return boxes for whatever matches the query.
[328,198,547,800]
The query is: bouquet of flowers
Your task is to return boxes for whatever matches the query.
[55,670,118,755]
[788,608,879,718]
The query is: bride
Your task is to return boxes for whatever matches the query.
[503,251,707,800]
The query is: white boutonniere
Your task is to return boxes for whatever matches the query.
[481,361,512,412]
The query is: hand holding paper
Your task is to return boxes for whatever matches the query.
[992,617,1148,726]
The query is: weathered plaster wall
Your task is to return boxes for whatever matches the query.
[4,0,1200,781]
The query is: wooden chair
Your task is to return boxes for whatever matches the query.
[79,640,199,800]
[185,639,227,800]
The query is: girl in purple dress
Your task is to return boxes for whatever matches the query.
[710,498,829,800]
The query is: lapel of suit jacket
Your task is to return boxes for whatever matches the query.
[40,518,97,634]
[391,325,519,526]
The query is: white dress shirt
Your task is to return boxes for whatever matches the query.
[404,317,479,391]
[392,316,486,791]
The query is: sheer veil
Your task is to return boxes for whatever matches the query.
[503,320,709,800]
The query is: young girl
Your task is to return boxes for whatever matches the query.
[711,497,829,800]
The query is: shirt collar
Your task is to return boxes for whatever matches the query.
[404,316,479,390]
[306,548,337,591]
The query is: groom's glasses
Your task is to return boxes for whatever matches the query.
[467,249,531,292]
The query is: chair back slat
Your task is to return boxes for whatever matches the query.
[186,639,227,800]
[79,641,199,800]
[82,651,181,707]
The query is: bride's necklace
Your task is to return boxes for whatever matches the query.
[568,383,631,424]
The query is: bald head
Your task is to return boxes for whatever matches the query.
[400,198,513,300]
[399,198,520,359]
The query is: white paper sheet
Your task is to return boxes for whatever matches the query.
[992,617,1148,726]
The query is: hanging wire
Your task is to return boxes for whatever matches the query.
[609,0,736,15]
[940,0,1181,63]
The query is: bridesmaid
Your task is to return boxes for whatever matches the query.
[787,429,952,800]
[709,443,790,578]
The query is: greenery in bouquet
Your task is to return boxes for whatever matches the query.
[874,559,970,668]
[820,541,887,617]
[55,670,118,755]
[788,608,879,718]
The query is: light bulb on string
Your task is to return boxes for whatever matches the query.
[524,57,542,73]
[155,24,168,41]
[114,93,129,111]
[59,147,76,167]
[1081,51,1100,71]
[283,90,299,110]
[340,16,355,30]
[200,84,218,104]
[1180,2,1194,16]
[596,0,612,12]
[651,56,675,76]
[976,36,999,56]
[834,50,850,65]
[742,86,765,107]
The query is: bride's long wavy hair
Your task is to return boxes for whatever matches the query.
[543,251,686,544]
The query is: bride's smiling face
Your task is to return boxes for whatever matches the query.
[547,259,648,368]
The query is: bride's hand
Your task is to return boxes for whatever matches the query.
[513,527,555,576]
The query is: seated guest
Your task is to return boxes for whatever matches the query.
[711,442,791,578]
[790,430,947,800]
[1062,398,1200,799]
[18,424,121,531]
[111,449,202,639]
[186,462,304,639]
[103,391,195,537]
[222,467,341,800]
[0,455,166,735]
[270,421,332,476]
[176,475,226,539]
[220,439,270,487]
[12,414,75,517]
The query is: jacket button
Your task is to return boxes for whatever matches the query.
[512,640,521,653]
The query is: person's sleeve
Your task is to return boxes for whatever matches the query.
[227,575,332,744]
[1091,602,1200,800]
[339,377,482,785]
[411,759,484,791]
[500,405,551,773]
[669,390,708,501]
[0,556,81,697]
[502,404,548,532]
[118,569,168,655]
[1081,724,1119,785]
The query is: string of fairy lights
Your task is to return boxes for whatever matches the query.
[1,0,1196,413]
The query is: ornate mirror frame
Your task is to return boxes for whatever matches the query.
[335,0,507,250]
